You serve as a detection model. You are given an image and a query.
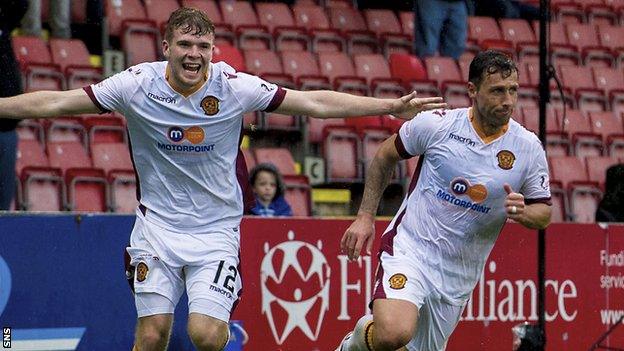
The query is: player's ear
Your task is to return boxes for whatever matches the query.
[467,81,477,99]
[162,40,170,58]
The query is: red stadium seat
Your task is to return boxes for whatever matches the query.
[292,4,345,53]
[213,44,246,72]
[255,2,309,51]
[16,120,44,143]
[468,16,504,43]
[47,141,92,173]
[586,156,622,189]
[565,23,614,67]
[344,116,383,135]
[105,0,146,37]
[353,54,405,97]
[65,168,108,212]
[12,36,65,92]
[143,0,179,28]
[181,0,235,45]
[83,115,127,144]
[121,19,161,66]
[388,53,439,97]
[328,7,379,54]
[532,21,580,67]
[108,171,138,213]
[521,106,569,156]
[318,52,369,95]
[588,111,624,156]
[16,139,49,176]
[499,18,538,59]
[425,57,466,103]
[398,11,414,39]
[323,126,362,183]
[49,39,102,90]
[592,67,624,113]
[361,127,402,182]
[550,0,585,24]
[557,109,603,157]
[558,65,607,112]
[597,24,624,66]
[549,155,602,222]
[580,0,618,25]
[283,175,312,217]
[253,148,297,176]
[363,9,412,55]
[91,143,133,175]
[70,0,88,24]
[244,49,294,87]
[220,1,273,50]
[280,51,331,90]
[306,116,345,144]
[20,167,64,211]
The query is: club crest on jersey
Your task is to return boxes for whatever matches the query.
[497,150,515,170]
[389,273,407,290]
[136,262,149,282]
[201,95,219,116]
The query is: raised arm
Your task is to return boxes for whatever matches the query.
[0,88,100,119]
[274,89,446,120]
[341,134,403,260]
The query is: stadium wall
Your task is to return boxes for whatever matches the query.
[0,214,622,350]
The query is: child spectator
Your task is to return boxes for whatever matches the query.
[249,163,293,217]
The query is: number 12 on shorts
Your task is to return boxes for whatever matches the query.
[213,260,238,294]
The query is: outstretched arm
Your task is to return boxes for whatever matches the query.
[341,134,403,260]
[0,88,100,119]
[274,90,446,120]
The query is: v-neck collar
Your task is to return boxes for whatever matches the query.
[164,63,211,99]
[467,107,510,146]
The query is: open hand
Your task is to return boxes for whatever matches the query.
[391,91,447,120]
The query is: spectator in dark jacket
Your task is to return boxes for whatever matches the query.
[0,0,29,210]
[249,163,293,217]
[596,164,624,222]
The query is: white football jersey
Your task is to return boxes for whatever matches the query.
[385,107,551,304]
[85,61,285,233]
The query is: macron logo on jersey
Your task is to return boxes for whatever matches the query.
[448,132,476,147]
[148,92,177,104]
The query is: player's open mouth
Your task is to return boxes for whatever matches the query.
[182,63,201,73]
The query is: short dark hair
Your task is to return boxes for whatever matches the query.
[468,50,518,88]
[249,163,286,199]
[164,7,215,43]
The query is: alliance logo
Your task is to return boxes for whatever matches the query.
[260,231,330,344]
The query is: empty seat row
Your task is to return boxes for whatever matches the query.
[548,155,623,222]
[516,108,624,158]
[12,36,101,91]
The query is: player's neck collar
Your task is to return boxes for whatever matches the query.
[469,107,509,144]
[165,63,209,98]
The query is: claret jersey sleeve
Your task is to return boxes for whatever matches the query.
[520,140,552,204]
[396,110,446,158]
[224,71,286,113]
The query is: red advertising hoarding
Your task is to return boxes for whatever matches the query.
[234,218,624,351]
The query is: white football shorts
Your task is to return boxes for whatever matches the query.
[126,208,242,322]
[372,227,466,351]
